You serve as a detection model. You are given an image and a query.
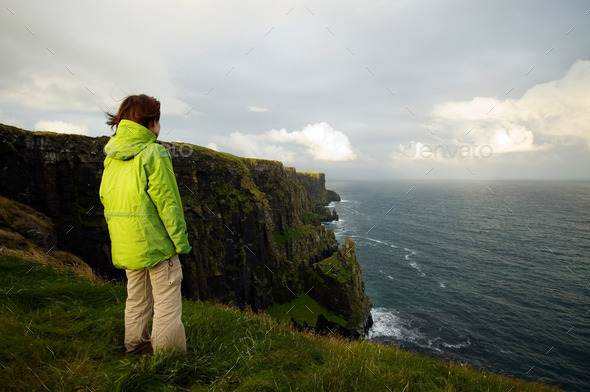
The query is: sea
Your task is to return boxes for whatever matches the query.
[323,181,590,392]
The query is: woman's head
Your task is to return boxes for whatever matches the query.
[106,94,161,135]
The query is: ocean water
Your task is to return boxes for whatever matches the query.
[324,181,590,392]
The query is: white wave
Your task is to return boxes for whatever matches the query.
[403,247,418,261]
[376,269,395,280]
[425,340,444,353]
[438,282,446,288]
[369,308,471,354]
[442,339,471,349]
[366,237,391,246]
[369,308,425,342]
[409,261,426,277]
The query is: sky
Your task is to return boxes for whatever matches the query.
[1,0,589,181]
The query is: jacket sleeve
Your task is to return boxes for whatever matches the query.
[145,144,192,254]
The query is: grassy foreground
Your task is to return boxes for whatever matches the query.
[0,255,562,392]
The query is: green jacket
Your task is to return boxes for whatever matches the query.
[99,120,191,270]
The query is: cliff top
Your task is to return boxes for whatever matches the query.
[0,122,336,190]
[297,171,323,177]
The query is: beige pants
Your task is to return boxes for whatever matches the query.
[124,254,187,354]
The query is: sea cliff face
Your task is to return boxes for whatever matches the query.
[0,123,371,336]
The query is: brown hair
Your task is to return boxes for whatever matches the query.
[105,94,160,132]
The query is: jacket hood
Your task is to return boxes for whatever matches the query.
[104,120,156,160]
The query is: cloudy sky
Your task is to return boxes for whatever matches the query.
[1,0,589,180]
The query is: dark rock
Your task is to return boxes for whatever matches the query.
[0,194,56,249]
[326,189,341,202]
[309,237,373,336]
[296,172,341,206]
[296,172,341,223]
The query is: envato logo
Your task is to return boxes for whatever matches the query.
[163,144,194,158]
[401,141,493,159]
[103,143,195,158]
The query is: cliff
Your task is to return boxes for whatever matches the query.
[296,171,340,223]
[0,123,371,336]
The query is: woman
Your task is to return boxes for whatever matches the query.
[99,94,191,354]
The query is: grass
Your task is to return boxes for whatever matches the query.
[315,254,353,284]
[266,294,348,329]
[0,196,52,234]
[0,255,564,392]
[273,226,312,245]
[313,237,357,284]
[300,211,318,225]
[296,171,322,178]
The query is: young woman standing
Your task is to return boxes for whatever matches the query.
[99,94,191,354]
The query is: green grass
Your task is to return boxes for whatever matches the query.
[266,294,348,329]
[296,171,322,178]
[315,254,353,284]
[0,255,563,392]
[273,226,312,245]
[300,211,318,225]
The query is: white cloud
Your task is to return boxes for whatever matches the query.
[269,123,357,161]
[247,106,269,113]
[34,120,89,135]
[0,110,25,128]
[416,60,590,156]
[210,122,356,162]
[0,74,98,112]
[426,97,550,155]
[0,71,190,118]
[490,127,539,153]
[206,142,219,151]
[213,131,297,162]
[517,60,590,145]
